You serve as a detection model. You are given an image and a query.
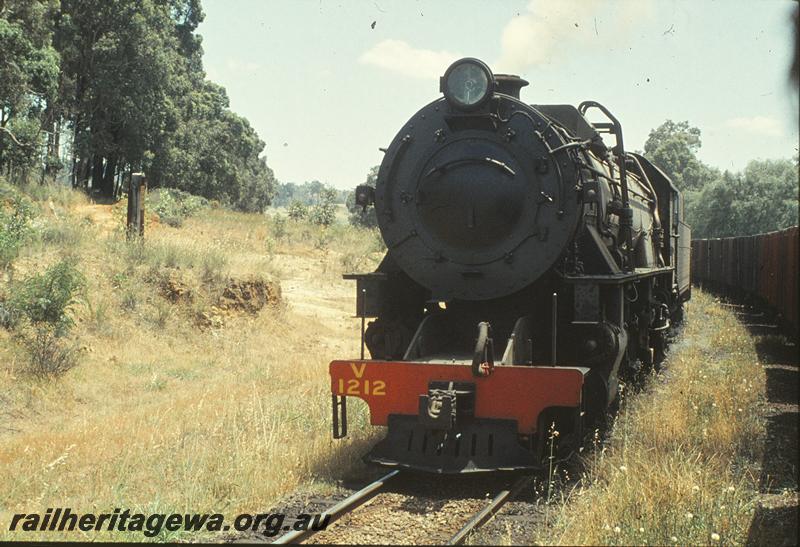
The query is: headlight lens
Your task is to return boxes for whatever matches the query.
[441,58,494,110]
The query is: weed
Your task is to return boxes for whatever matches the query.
[0,190,35,270]
[121,288,139,312]
[85,293,113,336]
[201,249,228,284]
[149,299,172,329]
[120,238,149,271]
[146,371,167,392]
[8,259,85,333]
[312,229,331,250]
[149,188,208,226]
[271,213,287,240]
[18,181,86,209]
[36,218,85,248]
[339,244,377,273]
[537,292,765,545]
[0,299,19,329]
[158,243,185,269]
[17,326,78,378]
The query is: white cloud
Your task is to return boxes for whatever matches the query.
[495,0,654,73]
[724,116,783,137]
[359,39,461,80]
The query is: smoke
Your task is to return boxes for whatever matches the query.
[495,0,654,74]
[359,39,461,80]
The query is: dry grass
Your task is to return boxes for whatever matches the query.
[0,186,383,541]
[2,184,772,543]
[537,291,766,546]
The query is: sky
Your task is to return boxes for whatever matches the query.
[199,0,799,190]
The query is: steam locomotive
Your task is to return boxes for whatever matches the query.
[330,58,691,473]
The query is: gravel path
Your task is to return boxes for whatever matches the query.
[249,473,531,545]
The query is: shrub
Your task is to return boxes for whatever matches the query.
[308,188,338,227]
[287,200,307,221]
[149,189,208,227]
[9,259,85,333]
[271,213,287,240]
[18,326,78,378]
[201,250,228,284]
[5,260,84,379]
[0,191,35,270]
[0,300,17,329]
[37,218,85,247]
[308,203,336,226]
[234,174,274,214]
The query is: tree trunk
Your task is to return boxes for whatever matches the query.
[102,155,117,197]
[92,154,104,195]
[53,118,61,178]
[71,114,82,188]
[81,158,91,189]
[42,102,55,184]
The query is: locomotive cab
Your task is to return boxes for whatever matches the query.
[331,58,690,473]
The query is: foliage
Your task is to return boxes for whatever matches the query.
[149,82,277,211]
[272,180,338,207]
[286,200,308,221]
[538,291,764,546]
[51,0,209,194]
[8,259,85,333]
[149,188,208,227]
[270,213,287,239]
[0,186,35,270]
[687,158,799,238]
[17,325,79,378]
[0,0,278,210]
[347,165,379,228]
[3,257,84,378]
[644,120,798,238]
[0,1,60,175]
[308,188,338,226]
[231,158,277,213]
[643,120,718,191]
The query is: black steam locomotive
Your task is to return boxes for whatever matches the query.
[330,58,691,473]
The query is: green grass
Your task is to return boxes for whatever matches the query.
[536,291,766,546]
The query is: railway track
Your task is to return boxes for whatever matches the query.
[270,471,533,545]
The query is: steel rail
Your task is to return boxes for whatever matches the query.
[446,475,533,545]
[272,470,400,544]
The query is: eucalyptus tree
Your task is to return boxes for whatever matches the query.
[0,0,59,177]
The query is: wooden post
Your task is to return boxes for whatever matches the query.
[126,172,147,239]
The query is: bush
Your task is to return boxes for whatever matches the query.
[234,174,274,214]
[0,300,16,329]
[0,190,35,270]
[9,259,85,333]
[5,260,84,379]
[149,188,208,227]
[348,206,378,229]
[18,326,78,378]
[271,213,287,240]
[287,200,307,221]
[308,203,335,226]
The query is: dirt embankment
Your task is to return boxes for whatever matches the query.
[746,330,798,546]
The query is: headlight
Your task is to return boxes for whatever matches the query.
[440,58,494,111]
